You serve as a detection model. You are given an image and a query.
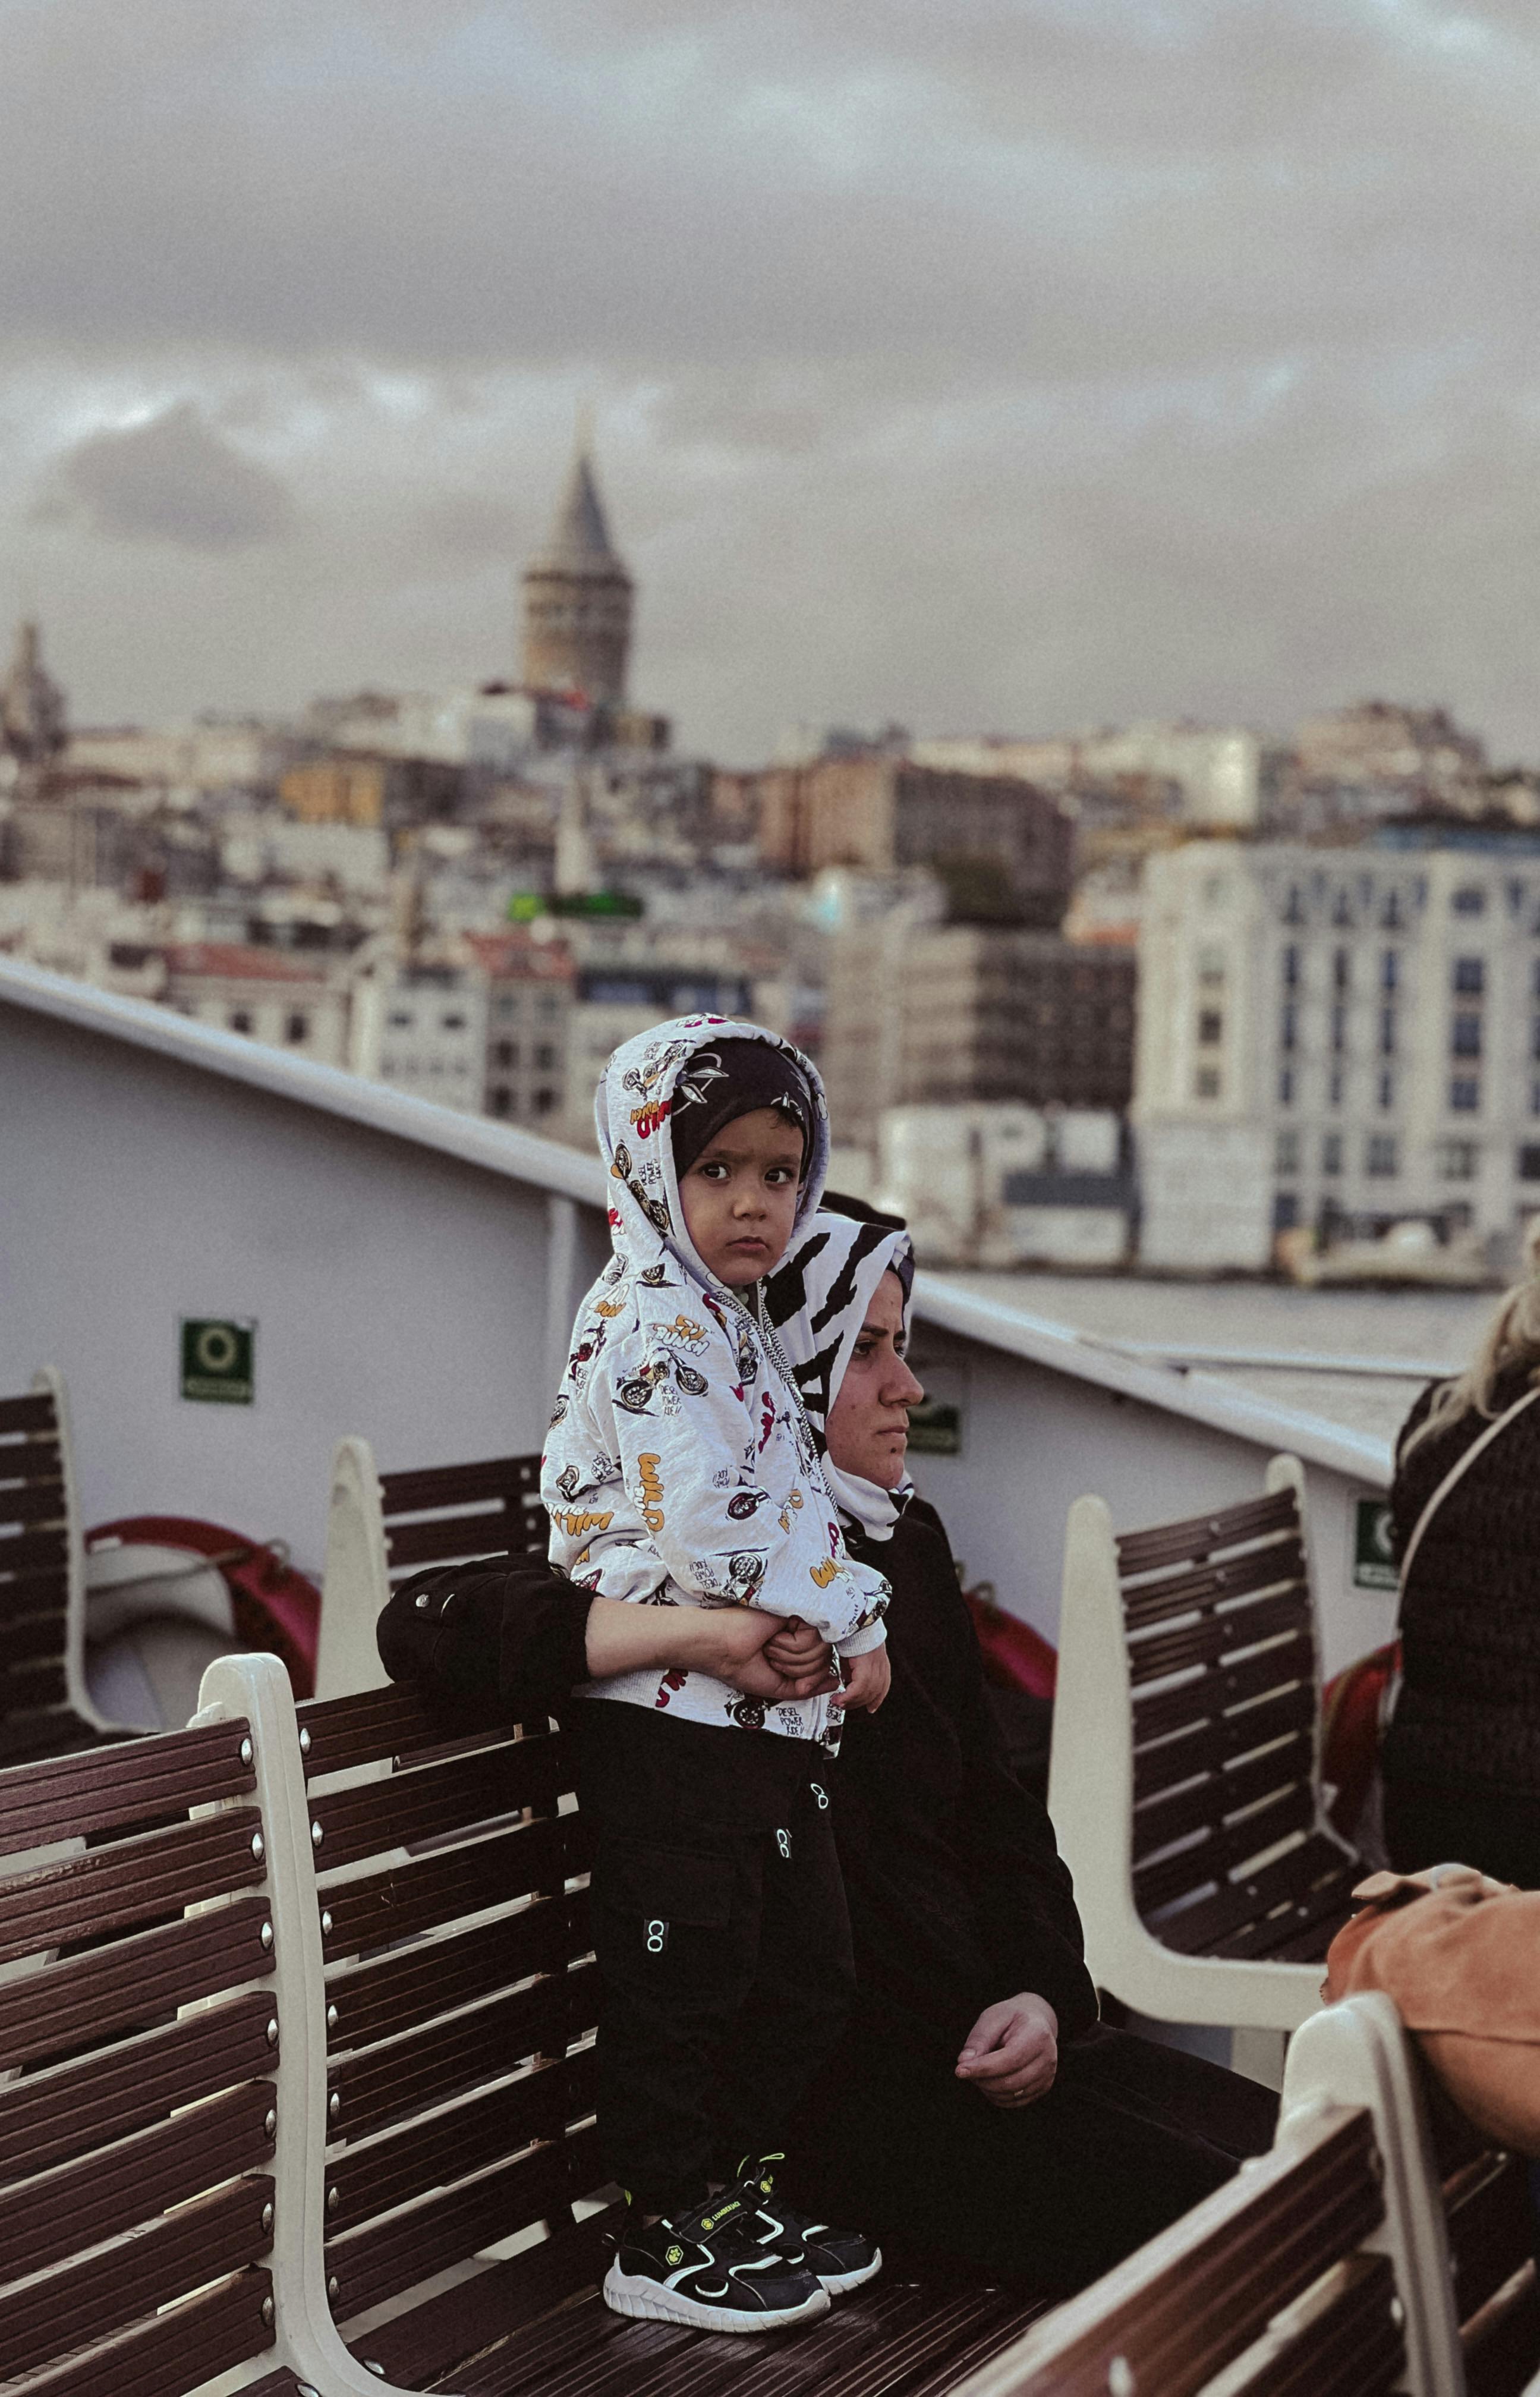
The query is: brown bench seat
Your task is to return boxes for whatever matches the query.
[1049,1459,1365,2052]
[295,1679,1052,2397]
[0,1375,129,1769]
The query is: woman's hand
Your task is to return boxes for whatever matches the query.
[954,1994,1059,2107]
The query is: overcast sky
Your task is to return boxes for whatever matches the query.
[4,0,1540,763]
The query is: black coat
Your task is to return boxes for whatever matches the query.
[1384,1364,1540,1801]
[836,1501,1097,2061]
[377,1500,1097,2058]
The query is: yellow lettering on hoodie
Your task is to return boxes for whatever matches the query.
[637,1453,666,1534]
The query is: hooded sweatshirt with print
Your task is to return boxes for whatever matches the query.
[542,1015,890,1742]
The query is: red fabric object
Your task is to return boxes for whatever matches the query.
[86,1515,320,1700]
[1320,1640,1400,1841]
[964,1590,1057,1700]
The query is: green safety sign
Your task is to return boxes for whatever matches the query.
[906,1399,962,1457]
[180,1318,255,1405]
[1352,1496,1398,1592]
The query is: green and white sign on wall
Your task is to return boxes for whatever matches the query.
[180,1318,256,1405]
[1352,1495,1398,1592]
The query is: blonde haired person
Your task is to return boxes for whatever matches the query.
[1383,1220,1540,1884]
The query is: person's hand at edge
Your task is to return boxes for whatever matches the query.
[955,1993,1059,2107]
[828,1645,892,1714]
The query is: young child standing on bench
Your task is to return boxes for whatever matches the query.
[543,1015,892,2333]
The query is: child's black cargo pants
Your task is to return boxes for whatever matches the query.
[578,1701,854,2215]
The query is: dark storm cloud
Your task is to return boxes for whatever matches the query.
[5,1,1540,755]
[48,404,294,551]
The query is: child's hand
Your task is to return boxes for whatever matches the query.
[763,1616,833,1681]
[829,1645,891,1714]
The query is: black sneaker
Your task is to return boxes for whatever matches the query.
[602,2190,831,2332]
[736,2153,884,2295]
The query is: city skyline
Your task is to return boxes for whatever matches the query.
[4,4,1540,762]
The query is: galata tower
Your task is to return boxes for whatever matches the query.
[519,440,633,705]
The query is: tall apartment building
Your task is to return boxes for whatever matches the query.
[468,934,573,1129]
[163,942,352,1069]
[1136,832,1540,1264]
[820,918,1135,1149]
[352,960,489,1113]
[754,757,1072,925]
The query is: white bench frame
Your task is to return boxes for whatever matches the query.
[314,1434,392,1704]
[26,1364,123,1742]
[1048,1452,1346,2042]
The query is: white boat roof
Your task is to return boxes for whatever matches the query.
[0,955,1397,1480]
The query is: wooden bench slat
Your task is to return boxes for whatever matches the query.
[0,1990,279,2182]
[0,1717,254,1857]
[1148,1833,1354,1959]
[380,1455,543,1516]
[0,1435,62,1486]
[352,2201,622,2385]
[0,1393,57,1436]
[1210,1868,1358,1963]
[383,1517,519,1572]
[329,1969,591,2141]
[323,1892,582,2050]
[2,2266,276,2397]
[0,1807,266,1964]
[1463,2260,1540,2397]
[1259,1898,1359,1965]
[0,2077,276,2285]
[1132,1640,1313,1747]
[1122,1540,1307,1630]
[1134,1784,1315,1914]
[1135,1684,1316,1800]
[1132,1734,1315,1864]
[0,1659,69,1716]
[322,1813,584,1958]
[1446,2153,1535,2323]
[1236,2247,1403,2397]
[968,2109,1379,2397]
[326,2052,583,2234]
[0,1479,68,1531]
[0,1893,275,2069]
[0,1610,70,1673]
[0,2171,273,2383]
[297,1683,543,1779]
[0,1523,69,1580]
[1116,1489,1299,1575]
[309,1731,572,1871]
[1128,1591,1312,1688]
[325,2128,593,2321]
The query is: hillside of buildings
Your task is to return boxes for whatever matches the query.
[5,445,1538,1286]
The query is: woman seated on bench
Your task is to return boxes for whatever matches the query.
[380,1205,1276,2294]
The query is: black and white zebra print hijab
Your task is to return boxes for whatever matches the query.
[761,1202,916,1540]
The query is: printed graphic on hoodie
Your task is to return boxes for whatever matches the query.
[541,1015,890,1743]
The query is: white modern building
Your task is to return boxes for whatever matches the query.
[1136,832,1540,1267]
[351,958,489,1113]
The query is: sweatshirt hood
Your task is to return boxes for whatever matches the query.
[594,1014,831,1292]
